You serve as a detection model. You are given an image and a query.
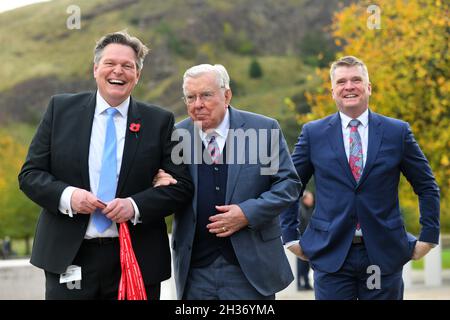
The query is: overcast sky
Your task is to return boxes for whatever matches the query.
[0,0,51,13]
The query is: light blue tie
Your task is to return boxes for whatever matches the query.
[93,108,118,232]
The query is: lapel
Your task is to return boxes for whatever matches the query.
[358,110,383,186]
[225,107,245,204]
[116,97,142,195]
[76,93,96,191]
[326,112,356,186]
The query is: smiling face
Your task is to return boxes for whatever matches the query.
[331,65,371,118]
[93,43,140,107]
[184,72,232,132]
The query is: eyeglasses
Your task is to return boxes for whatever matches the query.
[182,91,217,105]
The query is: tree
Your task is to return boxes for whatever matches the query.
[300,31,338,68]
[0,134,39,254]
[249,58,263,78]
[301,0,449,232]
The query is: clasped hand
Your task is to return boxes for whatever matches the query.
[71,188,134,223]
[152,170,248,237]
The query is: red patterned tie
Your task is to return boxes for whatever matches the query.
[349,119,362,231]
[118,222,147,300]
[349,119,363,182]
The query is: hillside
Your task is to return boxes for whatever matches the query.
[0,0,351,131]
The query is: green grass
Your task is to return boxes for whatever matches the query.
[0,0,325,135]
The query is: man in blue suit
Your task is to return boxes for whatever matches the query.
[281,56,440,300]
[155,64,301,299]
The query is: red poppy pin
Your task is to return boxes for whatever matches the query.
[129,122,141,138]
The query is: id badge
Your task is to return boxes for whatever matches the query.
[59,265,82,284]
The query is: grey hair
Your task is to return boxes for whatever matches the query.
[330,56,370,84]
[93,30,149,71]
[182,64,230,95]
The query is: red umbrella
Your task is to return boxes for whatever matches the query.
[117,222,147,300]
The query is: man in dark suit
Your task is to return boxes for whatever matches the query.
[281,56,440,300]
[18,31,193,299]
[155,64,301,299]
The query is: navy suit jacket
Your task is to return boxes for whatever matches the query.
[172,106,302,298]
[281,110,439,274]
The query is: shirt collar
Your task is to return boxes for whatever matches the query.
[95,91,129,117]
[339,108,369,129]
[199,108,230,142]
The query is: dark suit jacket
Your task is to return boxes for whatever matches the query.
[18,92,194,284]
[172,107,302,298]
[281,111,440,275]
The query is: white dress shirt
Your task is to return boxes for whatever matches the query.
[58,92,140,238]
[198,108,230,153]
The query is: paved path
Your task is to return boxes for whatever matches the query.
[278,285,450,300]
[1,259,449,300]
[277,270,450,300]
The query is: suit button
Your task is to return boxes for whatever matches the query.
[215,186,220,191]
[214,167,219,171]
[188,246,192,251]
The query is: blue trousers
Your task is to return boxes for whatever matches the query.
[183,255,275,300]
[297,258,311,288]
[313,244,404,300]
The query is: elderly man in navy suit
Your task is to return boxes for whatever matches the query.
[281,56,440,300]
[155,64,301,299]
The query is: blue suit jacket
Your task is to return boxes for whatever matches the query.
[281,111,440,274]
[172,106,302,298]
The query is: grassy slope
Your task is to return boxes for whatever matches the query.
[1,0,105,90]
[1,0,317,122]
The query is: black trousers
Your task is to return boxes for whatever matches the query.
[45,238,160,300]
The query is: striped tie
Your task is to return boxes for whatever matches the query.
[207,134,220,164]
